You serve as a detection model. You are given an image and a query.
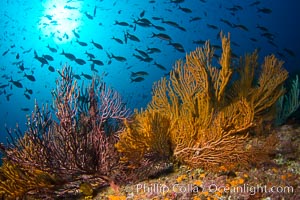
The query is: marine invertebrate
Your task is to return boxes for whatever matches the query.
[116,109,173,180]
[0,65,130,198]
[275,75,300,125]
[0,161,56,200]
[229,50,288,119]
[116,110,172,165]
[116,33,288,170]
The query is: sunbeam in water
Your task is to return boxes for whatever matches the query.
[38,0,82,44]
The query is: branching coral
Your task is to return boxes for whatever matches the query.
[116,109,175,180]
[172,98,254,168]
[0,65,131,198]
[276,75,300,125]
[116,33,288,170]
[116,110,172,164]
[0,160,56,200]
[230,51,288,118]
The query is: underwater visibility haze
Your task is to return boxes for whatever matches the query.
[0,0,300,199]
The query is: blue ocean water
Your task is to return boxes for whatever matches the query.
[0,0,299,144]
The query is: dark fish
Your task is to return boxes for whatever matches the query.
[60,50,76,61]
[142,57,153,62]
[152,17,162,20]
[25,88,33,94]
[249,1,260,6]
[154,62,167,71]
[12,60,23,66]
[283,48,296,57]
[85,51,95,59]
[135,48,149,58]
[112,36,123,44]
[89,59,104,66]
[130,77,145,82]
[90,63,98,72]
[73,74,81,80]
[140,10,145,18]
[132,53,144,61]
[233,24,249,31]
[9,78,23,88]
[64,5,77,10]
[207,24,218,30]
[257,8,272,14]
[91,40,103,49]
[220,18,233,27]
[16,53,20,59]
[34,51,49,66]
[147,47,161,54]
[23,48,32,54]
[133,19,152,28]
[50,20,59,25]
[1,74,10,79]
[170,0,184,3]
[48,66,55,72]
[21,107,30,111]
[24,93,31,100]
[226,7,239,12]
[276,52,286,59]
[268,40,278,48]
[168,42,185,52]
[250,37,258,42]
[44,14,53,20]
[177,26,186,32]
[111,53,127,62]
[131,71,149,77]
[76,39,88,46]
[189,17,201,22]
[233,5,243,10]
[124,31,128,44]
[178,6,192,13]
[72,29,80,38]
[152,24,166,31]
[47,44,57,52]
[6,93,12,101]
[24,73,36,82]
[126,32,140,42]
[261,32,274,40]
[93,6,97,17]
[151,32,172,41]
[138,18,152,25]
[161,19,180,28]
[81,72,92,80]
[114,21,129,26]
[63,33,69,39]
[2,49,10,56]
[75,58,86,65]
[85,12,93,20]
[0,84,9,89]
[43,54,54,61]
[256,24,268,32]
